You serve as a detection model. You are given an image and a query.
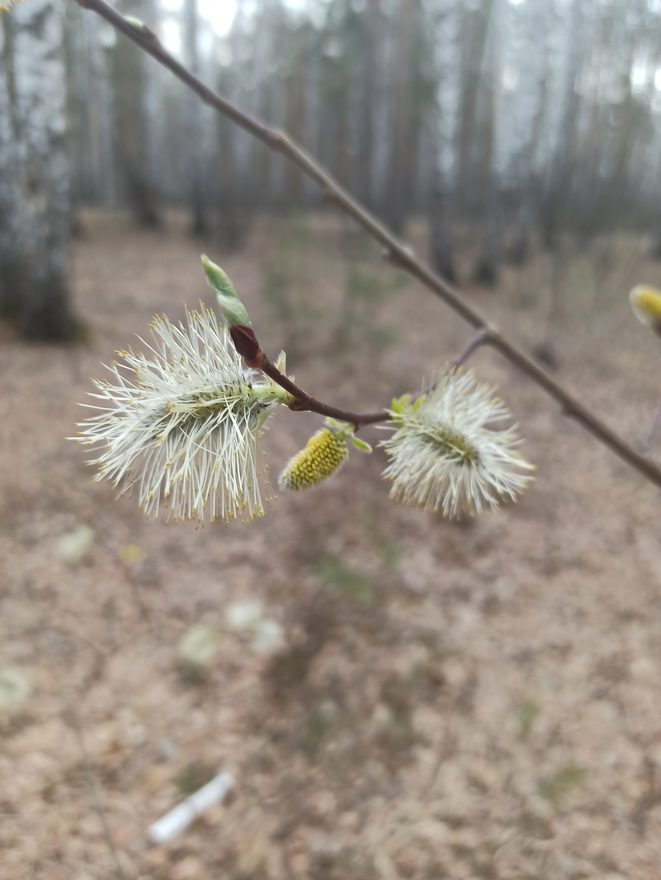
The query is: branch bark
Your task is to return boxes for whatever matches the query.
[261,358,388,428]
[74,0,661,493]
[227,324,388,426]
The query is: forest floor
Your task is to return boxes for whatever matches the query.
[2,211,661,880]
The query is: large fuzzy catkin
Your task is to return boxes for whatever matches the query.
[72,305,282,523]
[279,428,349,490]
[381,368,534,518]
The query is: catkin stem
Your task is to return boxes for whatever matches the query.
[260,359,388,427]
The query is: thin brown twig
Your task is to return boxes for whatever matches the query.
[261,358,388,427]
[450,328,492,369]
[74,0,661,492]
[228,322,389,426]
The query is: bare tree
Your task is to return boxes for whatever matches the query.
[505,0,550,265]
[430,0,461,282]
[111,0,161,226]
[356,0,381,208]
[472,0,506,287]
[382,0,418,234]
[0,1,76,341]
[183,0,209,235]
[539,0,584,251]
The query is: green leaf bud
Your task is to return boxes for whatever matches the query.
[201,254,252,328]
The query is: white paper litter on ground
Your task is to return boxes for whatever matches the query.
[148,770,234,844]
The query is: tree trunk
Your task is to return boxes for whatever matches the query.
[503,0,549,267]
[472,0,505,288]
[356,0,380,208]
[0,4,76,341]
[382,0,416,235]
[507,199,532,266]
[539,0,583,251]
[112,0,161,227]
[183,0,209,236]
[472,183,501,287]
[430,1,461,283]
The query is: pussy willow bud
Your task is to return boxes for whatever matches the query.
[279,428,349,490]
[630,285,661,335]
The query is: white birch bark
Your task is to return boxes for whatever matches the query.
[473,0,506,285]
[0,22,21,319]
[505,0,552,262]
[183,0,209,235]
[113,0,161,226]
[0,0,74,339]
[539,0,583,248]
[430,0,461,280]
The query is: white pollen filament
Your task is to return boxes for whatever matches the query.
[73,305,283,523]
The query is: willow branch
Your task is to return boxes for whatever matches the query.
[228,324,389,425]
[261,359,388,426]
[451,328,491,369]
[75,0,661,492]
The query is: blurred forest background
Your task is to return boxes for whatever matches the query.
[4,0,661,338]
[3,2,661,879]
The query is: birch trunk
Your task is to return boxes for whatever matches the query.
[539,0,583,251]
[356,0,380,208]
[382,0,416,235]
[0,2,76,340]
[472,0,506,287]
[112,0,161,227]
[430,1,461,282]
[183,0,209,236]
[505,0,550,265]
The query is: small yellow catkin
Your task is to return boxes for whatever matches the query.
[630,285,661,330]
[278,428,348,490]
